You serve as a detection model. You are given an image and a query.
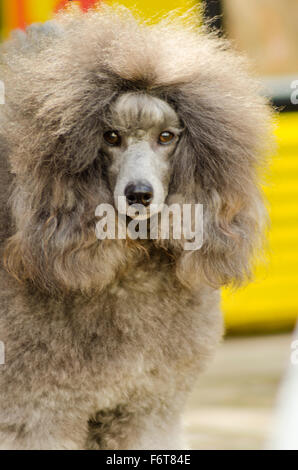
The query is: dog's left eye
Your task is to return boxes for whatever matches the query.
[158,131,175,145]
[104,130,121,146]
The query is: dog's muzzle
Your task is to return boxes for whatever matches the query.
[113,142,167,218]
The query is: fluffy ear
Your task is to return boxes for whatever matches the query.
[175,168,269,289]
[176,182,267,288]
[167,71,274,288]
[3,181,134,295]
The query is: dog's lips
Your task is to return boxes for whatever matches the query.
[118,201,165,220]
[118,203,151,220]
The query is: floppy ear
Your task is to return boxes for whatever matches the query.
[168,77,274,289]
[2,169,133,294]
[194,183,266,287]
[175,148,269,289]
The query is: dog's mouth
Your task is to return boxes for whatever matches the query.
[116,199,165,221]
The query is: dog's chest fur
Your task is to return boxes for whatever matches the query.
[1,250,222,416]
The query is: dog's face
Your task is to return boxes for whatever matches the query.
[102,93,183,218]
[2,8,273,293]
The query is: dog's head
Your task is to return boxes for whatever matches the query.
[102,92,183,218]
[1,6,274,294]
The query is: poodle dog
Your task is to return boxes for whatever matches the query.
[0,5,273,450]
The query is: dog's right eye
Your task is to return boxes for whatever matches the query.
[103,131,121,146]
[158,131,175,145]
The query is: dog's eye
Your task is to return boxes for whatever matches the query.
[104,131,121,146]
[158,131,175,145]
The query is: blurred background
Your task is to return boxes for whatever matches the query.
[0,0,297,450]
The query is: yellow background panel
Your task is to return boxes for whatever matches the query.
[1,0,197,39]
[107,0,196,18]
[27,0,58,22]
[223,112,298,333]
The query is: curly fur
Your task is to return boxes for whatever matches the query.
[0,4,273,449]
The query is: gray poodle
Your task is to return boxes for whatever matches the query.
[0,5,273,449]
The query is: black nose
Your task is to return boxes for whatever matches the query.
[124,183,154,207]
